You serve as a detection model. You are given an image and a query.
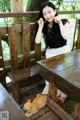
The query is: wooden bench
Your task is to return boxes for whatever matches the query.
[7,23,45,104]
[0,83,27,120]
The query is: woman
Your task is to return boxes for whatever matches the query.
[35,2,71,105]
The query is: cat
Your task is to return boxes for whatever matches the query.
[23,94,48,117]
[74,102,80,120]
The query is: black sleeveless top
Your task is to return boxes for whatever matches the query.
[43,19,69,48]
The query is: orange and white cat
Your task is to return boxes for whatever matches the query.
[23,94,48,117]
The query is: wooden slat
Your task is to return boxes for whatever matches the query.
[76,19,80,49]
[0,25,22,35]
[71,19,77,50]
[0,60,5,68]
[0,26,8,35]
[30,23,36,51]
[0,37,4,68]
[8,24,19,70]
[30,23,36,31]
[23,23,30,67]
[14,24,22,32]
[0,36,6,88]
[35,43,41,61]
[4,50,45,68]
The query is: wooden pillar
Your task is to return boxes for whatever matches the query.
[10,0,23,23]
[10,0,23,54]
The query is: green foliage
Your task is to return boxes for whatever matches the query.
[0,0,10,12]
[0,0,11,25]
[49,0,80,19]
[2,40,10,60]
[50,0,80,11]
[0,18,12,26]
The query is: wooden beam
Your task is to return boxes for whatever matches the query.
[0,10,80,18]
[10,0,23,23]
[47,97,74,120]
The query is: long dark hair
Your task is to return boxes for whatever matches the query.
[39,2,57,21]
[36,2,57,36]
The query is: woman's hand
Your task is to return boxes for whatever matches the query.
[38,18,44,29]
[54,16,62,24]
[54,16,69,40]
[35,18,44,44]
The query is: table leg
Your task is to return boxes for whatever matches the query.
[48,80,58,101]
[74,101,80,120]
[12,82,21,104]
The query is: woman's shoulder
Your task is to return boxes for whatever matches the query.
[61,19,69,25]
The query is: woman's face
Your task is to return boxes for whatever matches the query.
[42,6,56,23]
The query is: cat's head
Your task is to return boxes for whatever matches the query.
[23,99,32,112]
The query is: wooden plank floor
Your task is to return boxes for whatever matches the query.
[10,83,76,120]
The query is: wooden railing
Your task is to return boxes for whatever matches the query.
[0,10,80,18]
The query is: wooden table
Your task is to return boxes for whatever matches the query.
[37,49,80,120]
[0,83,27,120]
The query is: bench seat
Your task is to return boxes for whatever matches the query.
[8,64,40,82]
[0,83,27,120]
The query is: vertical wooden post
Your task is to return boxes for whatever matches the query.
[10,0,23,54]
[23,23,30,67]
[0,36,7,89]
[10,0,23,23]
[76,19,80,49]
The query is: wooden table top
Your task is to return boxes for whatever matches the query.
[37,49,80,102]
[0,83,27,120]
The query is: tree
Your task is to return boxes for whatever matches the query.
[26,0,49,11]
[25,0,49,22]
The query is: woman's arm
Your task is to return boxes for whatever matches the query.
[35,18,44,44]
[54,17,69,40]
